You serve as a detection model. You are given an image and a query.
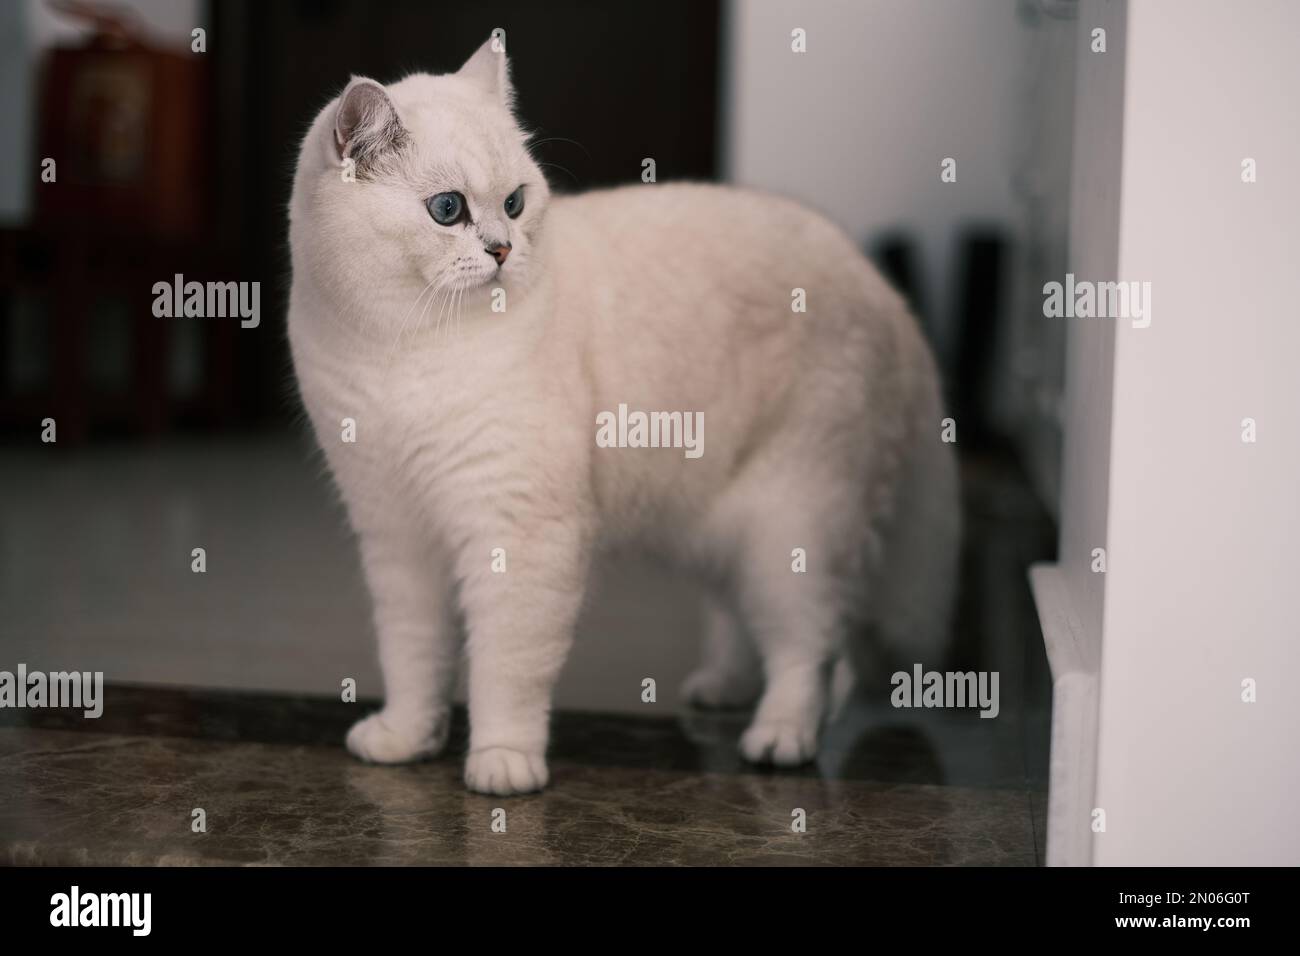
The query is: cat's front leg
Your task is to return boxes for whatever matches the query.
[457,521,590,795]
[346,532,459,764]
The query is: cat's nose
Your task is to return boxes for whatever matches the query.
[485,242,511,266]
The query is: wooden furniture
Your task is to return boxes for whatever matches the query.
[0,227,237,442]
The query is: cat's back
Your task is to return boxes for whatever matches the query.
[549,181,856,263]
[545,182,904,330]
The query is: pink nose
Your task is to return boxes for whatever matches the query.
[486,242,511,265]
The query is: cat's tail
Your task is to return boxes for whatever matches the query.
[870,406,962,668]
[832,429,961,717]
[834,330,962,717]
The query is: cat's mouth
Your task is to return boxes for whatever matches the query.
[466,267,501,289]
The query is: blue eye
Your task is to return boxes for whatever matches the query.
[504,186,524,219]
[426,191,465,225]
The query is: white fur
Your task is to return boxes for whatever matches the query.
[288,40,960,795]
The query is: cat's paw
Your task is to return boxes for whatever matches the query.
[464,747,549,795]
[739,720,819,766]
[346,710,447,764]
[681,667,762,710]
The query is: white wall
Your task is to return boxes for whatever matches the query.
[1092,0,1300,865]
[999,2,1077,516]
[723,0,1033,368]
[1032,0,1126,867]
[1058,0,1124,680]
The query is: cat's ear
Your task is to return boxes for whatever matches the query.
[456,36,514,109]
[333,77,407,168]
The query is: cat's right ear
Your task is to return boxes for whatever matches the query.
[333,77,407,171]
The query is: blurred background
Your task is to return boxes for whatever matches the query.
[0,0,1064,786]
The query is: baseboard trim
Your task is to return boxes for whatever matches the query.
[1029,562,1099,867]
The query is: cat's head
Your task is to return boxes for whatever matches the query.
[294,38,549,326]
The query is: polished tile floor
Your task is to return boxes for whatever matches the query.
[0,435,1054,865]
[0,435,703,711]
[1,685,1044,866]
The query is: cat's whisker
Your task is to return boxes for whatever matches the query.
[383,278,437,368]
[536,161,578,186]
[433,284,449,343]
[432,280,456,344]
[413,279,440,342]
[453,281,467,341]
[444,281,462,343]
[395,278,437,333]
[418,285,443,339]
[527,135,591,158]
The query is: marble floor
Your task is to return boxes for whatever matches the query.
[0,435,1054,865]
[1,684,1045,866]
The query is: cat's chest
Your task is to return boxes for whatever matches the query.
[350,357,478,442]
[307,346,526,486]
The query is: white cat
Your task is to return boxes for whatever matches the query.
[288,39,960,795]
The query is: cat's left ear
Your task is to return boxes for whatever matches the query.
[334,76,407,168]
[457,35,514,109]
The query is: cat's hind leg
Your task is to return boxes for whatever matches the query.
[681,592,764,709]
[729,494,860,766]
